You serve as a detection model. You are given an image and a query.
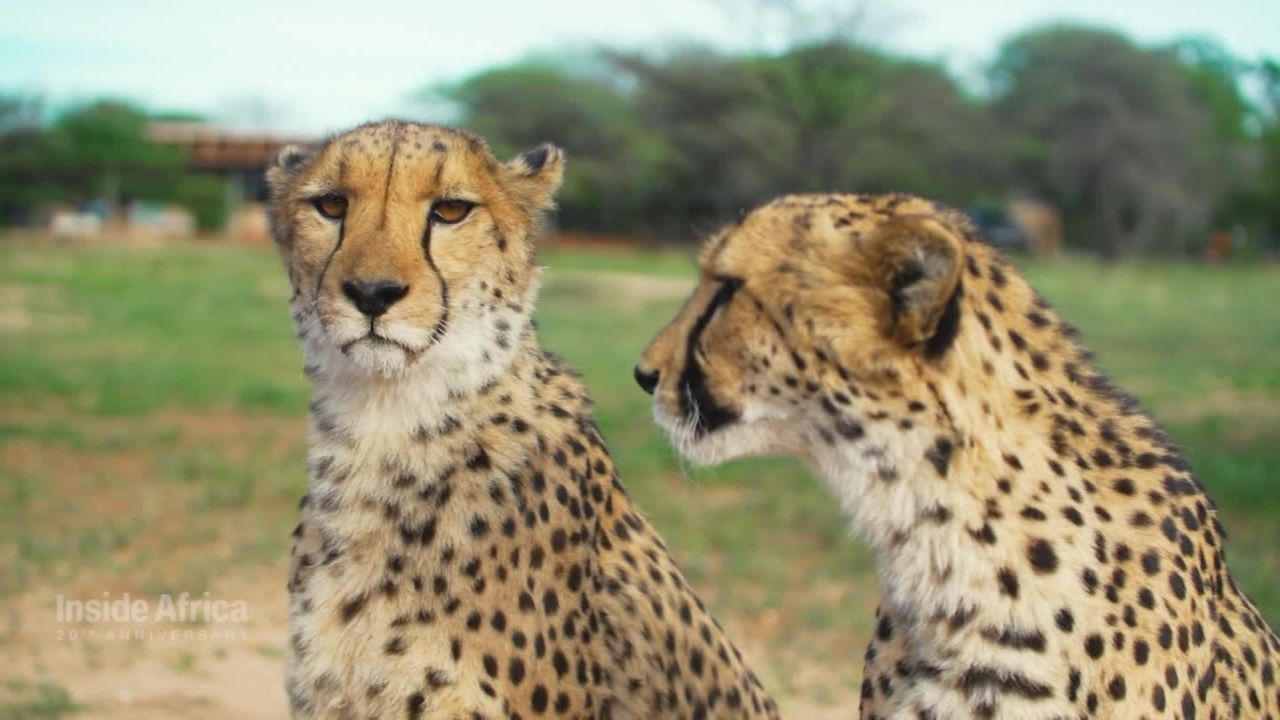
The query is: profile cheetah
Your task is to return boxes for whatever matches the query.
[634,193,1280,719]
[267,120,779,719]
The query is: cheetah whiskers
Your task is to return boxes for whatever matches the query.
[676,384,707,482]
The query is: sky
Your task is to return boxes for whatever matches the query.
[2,0,1276,135]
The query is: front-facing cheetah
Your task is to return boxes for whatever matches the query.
[267,120,778,719]
[635,193,1279,719]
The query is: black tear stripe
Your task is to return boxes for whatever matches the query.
[421,223,450,345]
[312,150,352,300]
[314,220,346,300]
[679,278,742,435]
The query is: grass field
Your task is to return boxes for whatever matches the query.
[1,237,1277,718]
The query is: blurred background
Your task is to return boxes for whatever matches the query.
[1,1,1277,717]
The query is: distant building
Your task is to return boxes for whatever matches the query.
[148,121,314,202]
[147,122,315,241]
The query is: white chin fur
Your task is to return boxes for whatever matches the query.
[652,403,802,466]
[342,339,410,376]
[321,316,437,377]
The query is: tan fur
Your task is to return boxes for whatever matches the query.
[269,121,778,719]
[637,193,1280,719]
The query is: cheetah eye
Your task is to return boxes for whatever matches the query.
[311,193,347,220]
[430,199,475,225]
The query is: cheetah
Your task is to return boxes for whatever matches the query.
[634,193,1280,719]
[267,121,779,720]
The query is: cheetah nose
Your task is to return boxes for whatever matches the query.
[341,278,409,318]
[634,366,660,395]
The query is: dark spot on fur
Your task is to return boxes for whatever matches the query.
[925,437,954,477]
[997,568,1019,598]
[1028,539,1058,573]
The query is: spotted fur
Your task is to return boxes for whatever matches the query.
[269,121,778,720]
[636,193,1280,719]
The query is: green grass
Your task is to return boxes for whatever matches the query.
[0,241,306,416]
[1,239,1277,703]
[0,680,79,719]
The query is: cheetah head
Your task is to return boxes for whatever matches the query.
[635,194,969,466]
[267,121,562,378]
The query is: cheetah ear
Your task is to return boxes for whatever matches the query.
[266,144,315,198]
[503,143,565,213]
[863,215,965,358]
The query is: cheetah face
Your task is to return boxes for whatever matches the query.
[266,122,562,377]
[635,195,967,466]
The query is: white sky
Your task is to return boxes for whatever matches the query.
[2,0,1276,135]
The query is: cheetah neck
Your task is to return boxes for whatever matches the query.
[809,356,1049,629]
[811,255,1222,690]
[297,309,547,529]
[294,326,618,589]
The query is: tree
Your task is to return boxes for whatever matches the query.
[613,43,1003,235]
[1241,58,1280,251]
[434,62,668,235]
[44,100,186,200]
[990,26,1251,257]
[1171,38,1266,244]
[0,99,226,229]
[0,94,55,222]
